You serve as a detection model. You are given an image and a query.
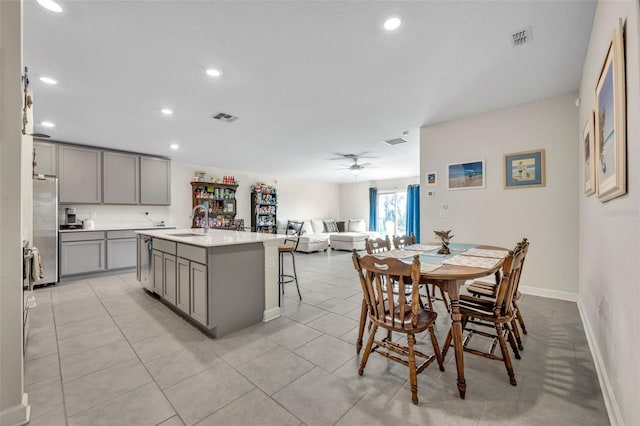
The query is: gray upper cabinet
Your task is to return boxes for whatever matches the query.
[33,140,57,176]
[59,145,102,204]
[140,156,171,205]
[103,151,139,204]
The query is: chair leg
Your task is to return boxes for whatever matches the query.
[278,252,285,294]
[514,301,528,335]
[442,327,453,357]
[356,299,367,354]
[290,252,302,300]
[428,326,445,372]
[359,324,377,376]
[496,323,517,386]
[439,287,450,313]
[424,284,434,311]
[505,323,521,360]
[510,317,524,351]
[407,333,419,404]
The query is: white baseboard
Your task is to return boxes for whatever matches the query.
[263,307,281,322]
[0,393,30,426]
[519,285,577,302]
[577,298,623,426]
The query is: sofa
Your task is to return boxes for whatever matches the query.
[293,218,380,253]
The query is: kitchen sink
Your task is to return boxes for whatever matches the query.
[171,233,209,238]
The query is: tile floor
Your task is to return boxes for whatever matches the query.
[25,249,609,426]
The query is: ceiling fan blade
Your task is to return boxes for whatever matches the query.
[359,162,373,167]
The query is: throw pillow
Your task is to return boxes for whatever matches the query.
[348,219,367,233]
[336,221,346,232]
[323,219,339,233]
[302,220,314,235]
[310,219,325,234]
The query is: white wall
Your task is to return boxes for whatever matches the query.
[339,176,419,226]
[420,93,579,296]
[0,0,30,424]
[577,1,640,424]
[64,159,340,230]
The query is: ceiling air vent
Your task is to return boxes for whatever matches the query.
[511,26,532,47]
[212,112,238,123]
[383,137,408,146]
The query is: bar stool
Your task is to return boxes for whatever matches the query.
[279,220,303,304]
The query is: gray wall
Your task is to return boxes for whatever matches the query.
[420,92,579,296]
[578,1,640,424]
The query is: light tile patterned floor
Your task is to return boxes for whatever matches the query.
[25,249,609,426]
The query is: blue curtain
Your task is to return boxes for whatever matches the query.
[369,187,377,231]
[406,184,420,242]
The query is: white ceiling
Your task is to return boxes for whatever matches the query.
[24,0,596,183]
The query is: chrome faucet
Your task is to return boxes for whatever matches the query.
[191,205,209,234]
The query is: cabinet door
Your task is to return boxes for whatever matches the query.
[152,250,164,295]
[140,156,171,205]
[107,238,137,269]
[176,257,190,314]
[190,262,208,326]
[103,151,139,204]
[60,240,106,276]
[33,141,57,176]
[59,145,102,203]
[163,253,177,305]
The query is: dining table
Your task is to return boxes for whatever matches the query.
[355,242,509,399]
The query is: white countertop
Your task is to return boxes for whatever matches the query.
[136,228,285,247]
[59,225,177,233]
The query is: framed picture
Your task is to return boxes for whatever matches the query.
[447,160,485,190]
[595,21,626,202]
[504,149,546,189]
[583,112,596,196]
[426,171,437,185]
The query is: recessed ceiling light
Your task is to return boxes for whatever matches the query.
[41,121,55,128]
[37,0,63,13]
[383,17,402,31]
[161,108,173,115]
[170,144,179,150]
[40,76,58,85]
[206,68,222,77]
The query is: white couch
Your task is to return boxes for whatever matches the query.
[294,218,380,253]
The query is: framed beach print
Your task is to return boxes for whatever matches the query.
[447,160,485,190]
[426,172,437,185]
[595,21,626,202]
[583,112,596,196]
[504,149,545,189]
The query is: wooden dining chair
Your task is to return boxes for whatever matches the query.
[466,238,529,350]
[393,233,450,313]
[443,240,528,386]
[352,251,445,404]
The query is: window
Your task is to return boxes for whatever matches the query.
[377,190,406,238]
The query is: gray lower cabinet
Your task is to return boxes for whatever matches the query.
[152,250,164,295]
[107,238,137,269]
[59,145,102,204]
[162,253,177,305]
[140,156,171,205]
[176,257,190,314]
[190,261,208,326]
[60,240,106,275]
[33,140,57,176]
[103,151,139,204]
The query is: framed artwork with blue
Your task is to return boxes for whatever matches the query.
[447,160,485,190]
[595,21,626,202]
[504,149,545,189]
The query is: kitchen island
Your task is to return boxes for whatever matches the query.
[136,229,284,337]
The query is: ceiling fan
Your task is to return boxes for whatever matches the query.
[335,157,375,177]
[328,152,376,161]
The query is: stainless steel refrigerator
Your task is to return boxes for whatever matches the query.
[33,176,58,285]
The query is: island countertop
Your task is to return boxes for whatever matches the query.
[136,228,285,247]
